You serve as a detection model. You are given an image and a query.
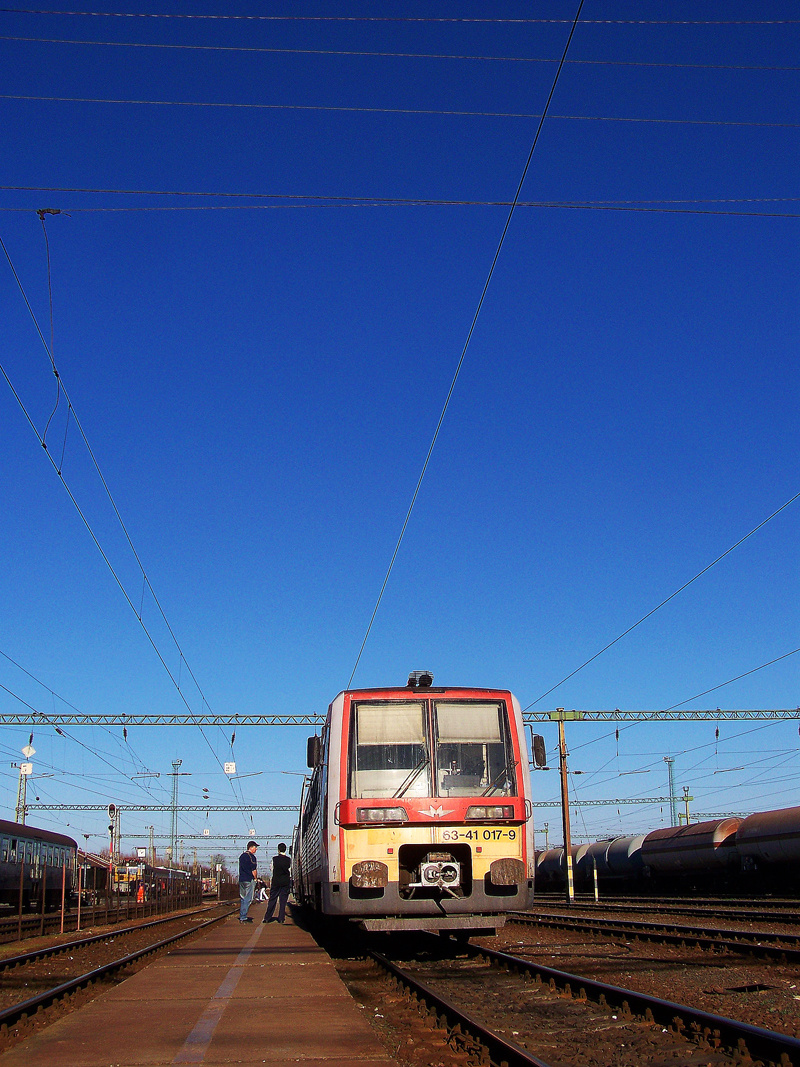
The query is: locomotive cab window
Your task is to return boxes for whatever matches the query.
[434,702,517,797]
[349,702,430,799]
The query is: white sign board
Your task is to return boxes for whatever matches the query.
[137,847,147,859]
[21,745,35,759]
[19,763,32,775]
[224,762,236,775]
[203,828,210,837]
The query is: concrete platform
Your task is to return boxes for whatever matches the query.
[0,904,396,1066]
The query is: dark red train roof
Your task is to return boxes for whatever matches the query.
[0,819,77,849]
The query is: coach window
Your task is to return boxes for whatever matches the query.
[349,702,430,799]
[434,702,517,797]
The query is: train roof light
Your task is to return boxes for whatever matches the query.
[407,670,434,688]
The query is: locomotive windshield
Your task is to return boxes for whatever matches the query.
[348,698,516,799]
[434,702,516,797]
[350,701,430,799]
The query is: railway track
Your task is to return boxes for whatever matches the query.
[0,902,229,973]
[532,896,800,926]
[511,910,800,962]
[368,940,800,1067]
[0,903,233,1040]
[0,896,216,945]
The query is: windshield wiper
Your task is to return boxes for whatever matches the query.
[481,758,518,797]
[394,756,430,798]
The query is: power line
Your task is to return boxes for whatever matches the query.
[347,0,587,687]
[525,489,800,709]
[3,35,799,73]
[5,186,798,208]
[4,191,800,220]
[1,10,796,25]
[3,94,798,129]
[667,647,800,711]
[1,229,251,830]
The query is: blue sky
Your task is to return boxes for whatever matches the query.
[1,2,798,857]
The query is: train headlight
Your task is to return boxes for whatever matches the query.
[355,806,408,824]
[465,805,514,820]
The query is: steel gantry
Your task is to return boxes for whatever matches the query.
[25,804,298,812]
[25,799,671,813]
[0,708,796,726]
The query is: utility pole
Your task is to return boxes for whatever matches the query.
[147,825,155,866]
[555,710,575,904]
[664,757,677,825]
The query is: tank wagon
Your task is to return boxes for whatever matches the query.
[641,818,741,874]
[292,673,535,933]
[540,807,800,895]
[736,805,800,868]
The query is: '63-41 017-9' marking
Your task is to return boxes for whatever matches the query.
[440,828,517,842]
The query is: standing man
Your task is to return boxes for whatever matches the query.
[263,843,291,924]
[238,841,259,923]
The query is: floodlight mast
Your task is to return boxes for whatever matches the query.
[167,760,190,868]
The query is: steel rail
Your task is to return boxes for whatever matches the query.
[368,949,553,1067]
[0,902,231,972]
[509,911,800,961]
[471,943,800,1067]
[528,900,800,925]
[0,909,232,1032]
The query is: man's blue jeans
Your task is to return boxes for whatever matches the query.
[239,878,255,920]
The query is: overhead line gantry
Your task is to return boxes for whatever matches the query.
[0,709,797,726]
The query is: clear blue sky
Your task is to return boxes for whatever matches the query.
[1,2,797,856]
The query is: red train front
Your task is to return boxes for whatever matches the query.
[293,672,535,934]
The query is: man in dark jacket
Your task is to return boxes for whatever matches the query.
[263,843,291,924]
[238,841,259,922]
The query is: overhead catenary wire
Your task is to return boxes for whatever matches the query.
[346,0,587,688]
[0,10,796,25]
[3,95,798,129]
[3,34,800,73]
[3,190,800,220]
[0,647,161,779]
[666,647,800,711]
[524,489,800,710]
[5,186,799,207]
[0,230,251,830]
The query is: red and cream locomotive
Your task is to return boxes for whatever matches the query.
[292,672,534,934]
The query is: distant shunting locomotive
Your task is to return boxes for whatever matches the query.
[292,672,535,934]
